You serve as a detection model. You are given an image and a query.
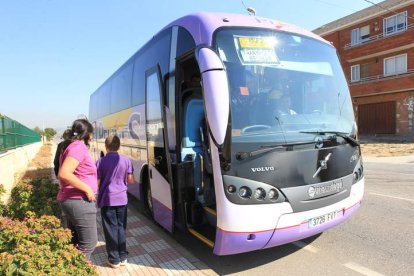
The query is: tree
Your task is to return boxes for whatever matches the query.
[44,128,57,141]
[33,126,43,135]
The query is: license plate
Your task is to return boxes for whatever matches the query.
[308,210,338,228]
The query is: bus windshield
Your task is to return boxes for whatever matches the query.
[215,28,356,144]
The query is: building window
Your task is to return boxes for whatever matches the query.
[360,63,370,79]
[351,25,370,45]
[384,54,407,76]
[384,11,407,35]
[351,65,360,82]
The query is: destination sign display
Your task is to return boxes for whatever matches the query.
[234,36,279,65]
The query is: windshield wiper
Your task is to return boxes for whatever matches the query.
[300,131,359,147]
[236,140,319,161]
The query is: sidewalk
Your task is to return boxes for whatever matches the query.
[91,204,217,276]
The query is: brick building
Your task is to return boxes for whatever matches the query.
[314,0,414,136]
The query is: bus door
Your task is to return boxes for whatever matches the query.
[145,66,174,232]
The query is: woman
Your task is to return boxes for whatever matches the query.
[58,118,98,260]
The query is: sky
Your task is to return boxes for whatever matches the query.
[0,0,378,130]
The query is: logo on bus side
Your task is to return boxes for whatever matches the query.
[128,112,142,141]
[251,166,275,172]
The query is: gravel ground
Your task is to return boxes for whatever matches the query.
[360,142,414,157]
[22,143,53,179]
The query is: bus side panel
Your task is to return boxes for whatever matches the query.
[124,105,147,200]
[94,105,147,202]
[127,159,147,200]
[149,164,173,232]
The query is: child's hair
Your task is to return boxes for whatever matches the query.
[61,129,72,140]
[105,135,120,151]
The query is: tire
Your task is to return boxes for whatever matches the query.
[144,178,154,219]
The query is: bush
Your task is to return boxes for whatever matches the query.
[0,213,97,275]
[7,177,60,219]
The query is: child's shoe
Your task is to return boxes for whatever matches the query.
[107,261,120,268]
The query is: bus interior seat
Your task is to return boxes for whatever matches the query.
[182,98,204,150]
[181,97,205,201]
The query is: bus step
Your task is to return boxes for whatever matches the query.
[203,206,217,226]
[203,206,216,216]
[188,227,215,248]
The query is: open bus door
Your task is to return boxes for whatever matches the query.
[180,46,229,249]
[144,65,174,232]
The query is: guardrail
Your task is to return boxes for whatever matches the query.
[0,114,41,153]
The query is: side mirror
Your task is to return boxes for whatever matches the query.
[196,47,229,146]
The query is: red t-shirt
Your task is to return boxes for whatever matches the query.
[57,140,98,201]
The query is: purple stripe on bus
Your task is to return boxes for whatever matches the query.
[213,201,361,255]
[152,197,173,233]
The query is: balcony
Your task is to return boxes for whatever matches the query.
[349,68,414,86]
[344,23,414,50]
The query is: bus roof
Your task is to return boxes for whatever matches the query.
[164,12,329,46]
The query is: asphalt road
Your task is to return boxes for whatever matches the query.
[174,158,414,276]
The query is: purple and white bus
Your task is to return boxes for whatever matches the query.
[89,12,364,255]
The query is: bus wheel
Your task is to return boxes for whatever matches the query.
[144,182,154,218]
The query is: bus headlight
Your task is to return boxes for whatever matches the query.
[268,189,279,201]
[353,172,359,181]
[223,175,286,204]
[253,188,266,200]
[352,161,364,184]
[227,185,236,193]
[239,186,252,199]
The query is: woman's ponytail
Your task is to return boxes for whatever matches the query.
[61,119,94,152]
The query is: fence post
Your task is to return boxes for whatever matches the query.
[1,115,5,152]
[13,121,17,149]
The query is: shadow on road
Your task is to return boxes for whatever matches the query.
[173,231,322,275]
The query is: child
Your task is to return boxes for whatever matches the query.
[96,135,135,268]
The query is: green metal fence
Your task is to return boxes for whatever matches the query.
[0,114,41,153]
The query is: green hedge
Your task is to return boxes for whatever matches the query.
[0,214,97,275]
[7,177,60,219]
[0,178,97,275]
